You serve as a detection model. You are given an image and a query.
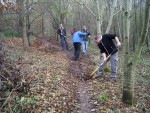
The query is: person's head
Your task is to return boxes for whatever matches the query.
[94,35,102,44]
[73,28,76,31]
[82,26,87,31]
[59,24,63,29]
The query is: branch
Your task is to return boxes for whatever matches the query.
[74,0,96,17]
[113,9,122,16]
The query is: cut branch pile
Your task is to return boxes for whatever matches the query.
[0,41,32,112]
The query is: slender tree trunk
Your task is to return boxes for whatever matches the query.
[147,31,150,50]
[122,0,133,104]
[117,11,121,38]
[26,0,31,46]
[20,0,29,50]
[122,0,150,105]
[95,0,101,35]
[135,0,150,56]
[16,0,22,34]
[105,0,117,33]
[146,34,149,47]
[133,0,137,51]
[42,14,45,37]
[78,11,82,29]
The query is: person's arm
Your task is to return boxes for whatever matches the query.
[62,29,66,37]
[115,36,121,47]
[79,31,87,36]
[102,53,107,61]
[87,32,90,36]
[87,32,91,39]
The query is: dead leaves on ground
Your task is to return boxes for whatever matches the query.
[0,37,150,113]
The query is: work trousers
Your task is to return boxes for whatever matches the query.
[97,52,118,79]
[82,41,88,55]
[60,36,68,50]
[73,42,81,60]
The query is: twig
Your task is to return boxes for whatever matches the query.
[0,79,24,109]
[3,67,12,77]
[1,89,15,109]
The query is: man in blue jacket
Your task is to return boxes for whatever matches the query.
[72,31,87,61]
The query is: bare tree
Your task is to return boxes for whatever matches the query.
[105,0,117,33]
[20,0,29,50]
[122,0,150,105]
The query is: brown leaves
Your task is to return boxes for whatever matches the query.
[1,37,150,113]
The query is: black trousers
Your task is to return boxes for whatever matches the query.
[73,42,81,60]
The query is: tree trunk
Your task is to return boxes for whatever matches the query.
[20,0,29,50]
[122,0,133,104]
[122,0,150,105]
[16,0,22,34]
[105,0,117,33]
[95,0,102,35]
[42,14,45,37]
[26,0,31,46]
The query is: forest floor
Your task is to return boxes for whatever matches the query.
[0,36,150,113]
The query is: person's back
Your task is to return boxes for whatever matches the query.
[72,31,87,61]
[72,31,85,44]
[98,33,118,55]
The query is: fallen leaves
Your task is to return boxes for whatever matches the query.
[0,37,150,113]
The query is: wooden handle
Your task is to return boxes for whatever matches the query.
[90,54,112,77]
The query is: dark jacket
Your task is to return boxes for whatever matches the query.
[57,28,66,37]
[82,30,90,41]
[98,33,118,56]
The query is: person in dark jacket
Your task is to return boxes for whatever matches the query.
[82,26,90,55]
[57,24,69,51]
[94,33,121,81]
[72,31,87,61]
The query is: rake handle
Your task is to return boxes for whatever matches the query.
[90,54,111,76]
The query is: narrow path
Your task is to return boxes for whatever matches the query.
[78,82,92,113]
[42,37,97,112]
[65,48,97,113]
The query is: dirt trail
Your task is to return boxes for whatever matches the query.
[63,45,97,112]
[78,82,92,113]
[32,36,96,113]
[40,37,97,112]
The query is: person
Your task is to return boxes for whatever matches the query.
[71,28,77,36]
[94,33,121,81]
[72,31,87,61]
[57,24,69,51]
[82,26,90,56]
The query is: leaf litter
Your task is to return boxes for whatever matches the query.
[0,37,149,113]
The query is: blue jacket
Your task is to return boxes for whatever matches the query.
[72,31,87,44]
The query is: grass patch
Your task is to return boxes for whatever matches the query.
[4,31,22,38]
[98,91,109,103]
[0,32,22,38]
[142,74,149,79]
